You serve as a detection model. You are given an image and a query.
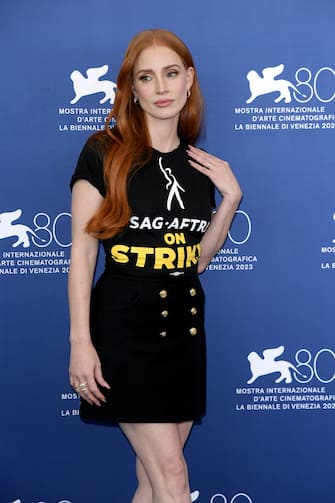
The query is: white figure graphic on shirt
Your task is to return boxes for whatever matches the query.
[158,157,185,211]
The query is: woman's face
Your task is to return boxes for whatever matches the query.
[132,45,194,126]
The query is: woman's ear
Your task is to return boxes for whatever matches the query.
[131,85,138,104]
[186,67,194,91]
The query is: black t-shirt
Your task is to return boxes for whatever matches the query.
[71,139,215,277]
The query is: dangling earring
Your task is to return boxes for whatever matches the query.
[134,95,139,104]
[187,89,191,98]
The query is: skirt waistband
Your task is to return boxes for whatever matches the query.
[101,269,199,284]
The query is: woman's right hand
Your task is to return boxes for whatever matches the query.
[69,339,110,406]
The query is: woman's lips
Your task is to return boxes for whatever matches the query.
[154,99,174,107]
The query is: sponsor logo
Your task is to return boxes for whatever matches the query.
[320,212,335,270]
[207,209,257,273]
[70,64,116,105]
[60,389,80,418]
[209,495,253,503]
[247,346,304,384]
[58,64,117,133]
[10,493,253,503]
[11,500,71,503]
[0,209,45,248]
[192,493,253,502]
[234,64,335,132]
[246,64,305,104]
[235,346,335,413]
[12,494,198,503]
[0,208,71,276]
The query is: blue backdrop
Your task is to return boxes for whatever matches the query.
[1,1,334,502]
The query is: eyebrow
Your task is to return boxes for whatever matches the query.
[135,64,182,76]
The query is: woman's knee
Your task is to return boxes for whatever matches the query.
[160,454,188,497]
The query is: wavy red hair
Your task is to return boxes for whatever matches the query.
[86,29,204,239]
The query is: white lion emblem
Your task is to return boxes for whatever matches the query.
[70,64,117,105]
[246,64,305,103]
[0,209,45,248]
[247,346,305,384]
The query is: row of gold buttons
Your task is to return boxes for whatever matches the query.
[160,307,197,318]
[158,288,198,338]
[158,287,197,299]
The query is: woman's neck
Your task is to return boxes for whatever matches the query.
[147,116,180,153]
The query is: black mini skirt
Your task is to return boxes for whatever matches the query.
[80,271,207,423]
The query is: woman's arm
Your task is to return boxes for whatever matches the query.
[187,145,242,273]
[68,180,110,405]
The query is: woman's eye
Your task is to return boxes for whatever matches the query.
[167,70,178,78]
[139,75,151,81]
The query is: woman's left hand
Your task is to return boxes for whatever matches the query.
[187,145,242,202]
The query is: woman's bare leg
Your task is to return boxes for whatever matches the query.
[121,421,193,503]
[131,457,152,503]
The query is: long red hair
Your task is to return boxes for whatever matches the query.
[86,29,204,239]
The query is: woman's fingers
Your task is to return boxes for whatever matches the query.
[71,373,107,406]
[81,375,107,406]
[95,365,111,391]
[186,145,220,173]
[69,348,110,406]
[187,145,241,200]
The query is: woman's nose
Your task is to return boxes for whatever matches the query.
[155,76,167,94]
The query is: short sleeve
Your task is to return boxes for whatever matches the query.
[70,141,106,197]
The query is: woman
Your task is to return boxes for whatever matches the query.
[69,29,242,503]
